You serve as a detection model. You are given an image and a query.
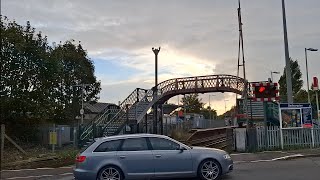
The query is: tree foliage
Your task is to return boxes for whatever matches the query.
[180,94,217,119]
[278,58,303,102]
[0,16,101,139]
[200,106,217,120]
[180,94,204,114]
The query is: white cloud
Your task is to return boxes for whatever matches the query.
[3,0,320,115]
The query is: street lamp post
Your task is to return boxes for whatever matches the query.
[271,71,280,82]
[305,48,318,104]
[224,100,229,114]
[209,94,215,120]
[152,47,160,134]
[224,99,229,126]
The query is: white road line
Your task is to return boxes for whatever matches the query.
[5,175,54,179]
[231,151,289,156]
[231,153,253,156]
[1,166,74,172]
[4,173,73,179]
[271,154,304,161]
[235,154,305,163]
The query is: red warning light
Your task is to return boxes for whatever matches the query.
[259,87,266,93]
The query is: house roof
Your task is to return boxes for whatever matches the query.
[84,102,118,113]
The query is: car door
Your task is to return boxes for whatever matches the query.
[148,137,193,178]
[117,137,154,179]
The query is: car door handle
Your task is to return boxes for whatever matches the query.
[155,155,161,158]
[119,156,126,159]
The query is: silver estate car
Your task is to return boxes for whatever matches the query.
[74,134,233,180]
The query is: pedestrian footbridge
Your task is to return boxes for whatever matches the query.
[79,74,252,146]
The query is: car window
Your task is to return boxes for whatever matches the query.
[80,140,95,153]
[94,140,122,152]
[149,137,180,150]
[120,138,149,151]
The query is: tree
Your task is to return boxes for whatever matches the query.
[293,89,308,103]
[278,58,304,102]
[50,41,101,123]
[0,17,101,140]
[180,94,204,113]
[200,106,217,120]
[218,106,236,120]
[180,94,217,119]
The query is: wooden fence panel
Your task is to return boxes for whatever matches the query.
[256,126,264,149]
[282,128,313,148]
[314,128,320,147]
[256,126,280,150]
[253,126,320,151]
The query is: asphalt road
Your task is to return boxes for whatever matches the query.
[1,157,320,180]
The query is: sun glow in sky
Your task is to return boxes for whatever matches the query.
[3,0,320,115]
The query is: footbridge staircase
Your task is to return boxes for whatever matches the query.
[79,74,247,146]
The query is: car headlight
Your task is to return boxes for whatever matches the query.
[223,154,231,159]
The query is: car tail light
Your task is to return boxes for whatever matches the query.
[76,155,86,163]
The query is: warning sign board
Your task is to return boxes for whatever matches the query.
[49,132,57,145]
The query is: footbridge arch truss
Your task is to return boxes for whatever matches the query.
[80,74,246,140]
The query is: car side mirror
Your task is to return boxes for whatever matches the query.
[178,146,187,152]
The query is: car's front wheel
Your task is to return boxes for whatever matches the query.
[97,166,123,180]
[198,159,221,180]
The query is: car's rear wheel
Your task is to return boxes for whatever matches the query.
[198,159,221,180]
[97,166,123,180]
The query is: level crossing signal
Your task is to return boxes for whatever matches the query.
[252,82,279,101]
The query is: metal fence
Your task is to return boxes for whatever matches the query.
[38,124,75,148]
[256,126,320,150]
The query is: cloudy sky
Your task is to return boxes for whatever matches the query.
[2,0,320,114]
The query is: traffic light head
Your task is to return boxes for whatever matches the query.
[254,84,277,98]
[259,87,266,93]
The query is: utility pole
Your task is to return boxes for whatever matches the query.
[209,95,211,120]
[152,47,160,134]
[209,95,215,120]
[73,84,91,125]
[281,0,293,103]
[237,0,249,128]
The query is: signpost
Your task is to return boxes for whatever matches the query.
[49,124,57,153]
[279,103,314,148]
[313,77,319,126]
[279,103,312,128]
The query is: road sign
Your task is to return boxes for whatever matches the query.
[279,103,312,128]
[49,131,57,145]
[80,109,84,115]
[252,82,279,101]
[313,77,318,90]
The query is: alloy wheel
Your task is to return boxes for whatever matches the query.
[201,160,220,180]
[99,167,121,180]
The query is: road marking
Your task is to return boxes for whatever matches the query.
[271,154,304,161]
[231,151,289,156]
[234,154,305,163]
[4,173,73,179]
[5,175,53,179]
[231,153,253,156]
[1,166,74,172]
[233,161,246,164]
